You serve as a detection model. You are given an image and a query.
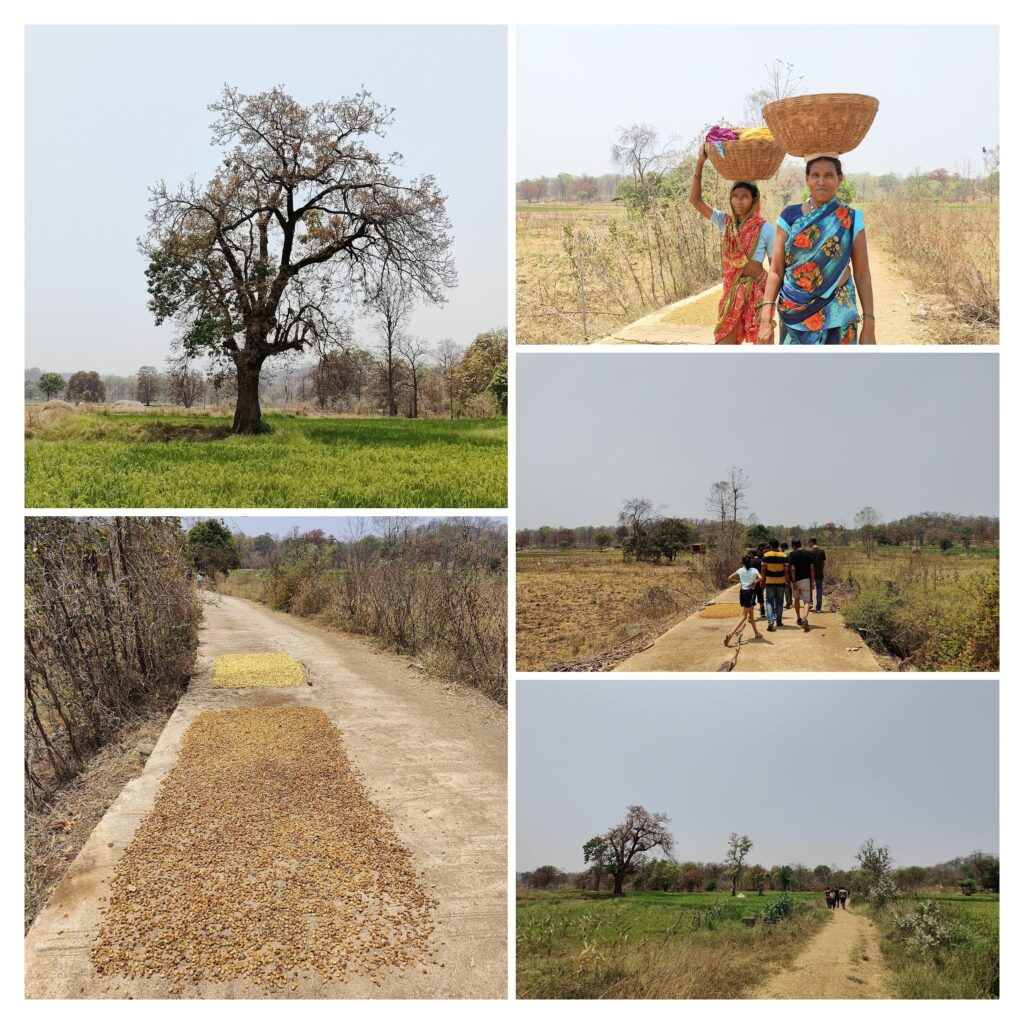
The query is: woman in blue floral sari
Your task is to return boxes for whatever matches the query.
[758,157,876,345]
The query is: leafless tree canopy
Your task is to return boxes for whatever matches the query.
[143,85,457,432]
[603,805,674,895]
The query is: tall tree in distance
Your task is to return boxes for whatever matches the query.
[371,273,414,416]
[37,373,65,400]
[855,506,881,559]
[143,85,456,434]
[725,833,754,896]
[601,805,674,896]
[66,371,106,404]
[135,366,160,406]
[398,334,430,418]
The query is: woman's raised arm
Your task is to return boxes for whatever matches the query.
[689,148,713,219]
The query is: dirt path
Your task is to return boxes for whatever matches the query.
[615,584,882,672]
[25,593,507,1000]
[595,245,921,345]
[754,908,891,999]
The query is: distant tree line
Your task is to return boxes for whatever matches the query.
[24,327,507,419]
[517,511,998,556]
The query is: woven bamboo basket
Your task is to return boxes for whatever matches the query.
[762,93,879,157]
[703,138,785,181]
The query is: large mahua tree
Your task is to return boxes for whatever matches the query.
[143,85,456,434]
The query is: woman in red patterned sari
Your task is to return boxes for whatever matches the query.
[690,148,777,344]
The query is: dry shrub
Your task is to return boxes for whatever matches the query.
[235,526,507,702]
[518,201,721,343]
[872,198,999,332]
[25,517,201,806]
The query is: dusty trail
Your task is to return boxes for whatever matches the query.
[754,907,891,999]
[594,245,921,345]
[615,583,882,672]
[25,593,507,999]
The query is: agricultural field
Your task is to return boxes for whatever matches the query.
[517,889,829,999]
[873,893,999,999]
[516,203,626,345]
[825,545,999,670]
[25,408,507,508]
[515,549,713,670]
[516,201,722,345]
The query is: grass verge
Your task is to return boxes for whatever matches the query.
[517,890,829,999]
[869,895,998,998]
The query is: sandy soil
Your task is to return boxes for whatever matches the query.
[754,906,891,999]
[25,593,507,999]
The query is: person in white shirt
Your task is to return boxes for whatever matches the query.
[725,556,766,646]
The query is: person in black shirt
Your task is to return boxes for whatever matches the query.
[787,539,816,631]
[809,538,827,612]
[749,547,766,617]
[780,542,793,607]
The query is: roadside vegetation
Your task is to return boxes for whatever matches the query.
[24,517,200,929]
[218,519,507,702]
[517,889,827,999]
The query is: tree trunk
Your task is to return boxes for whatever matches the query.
[232,354,266,435]
[613,872,625,896]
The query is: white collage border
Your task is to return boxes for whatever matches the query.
[2,2,1017,1022]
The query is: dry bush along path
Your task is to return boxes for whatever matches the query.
[24,593,506,999]
[755,904,892,999]
[616,582,882,672]
[594,246,920,344]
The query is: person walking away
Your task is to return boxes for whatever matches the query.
[749,546,766,618]
[809,538,827,612]
[787,539,816,631]
[761,539,788,632]
[824,888,833,910]
[780,542,793,607]
[725,556,766,646]
[838,886,848,910]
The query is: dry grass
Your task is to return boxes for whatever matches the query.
[870,199,999,343]
[211,652,305,689]
[516,201,722,344]
[517,890,829,999]
[515,551,714,670]
[25,697,177,933]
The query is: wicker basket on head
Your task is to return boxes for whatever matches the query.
[703,138,785,181]
[762,93,879,157]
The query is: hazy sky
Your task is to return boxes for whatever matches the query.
[517,25,998,178]
[182,515,505,537]
[517,679,998,872]
[26,25,507,374]
[517,352,998,527]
